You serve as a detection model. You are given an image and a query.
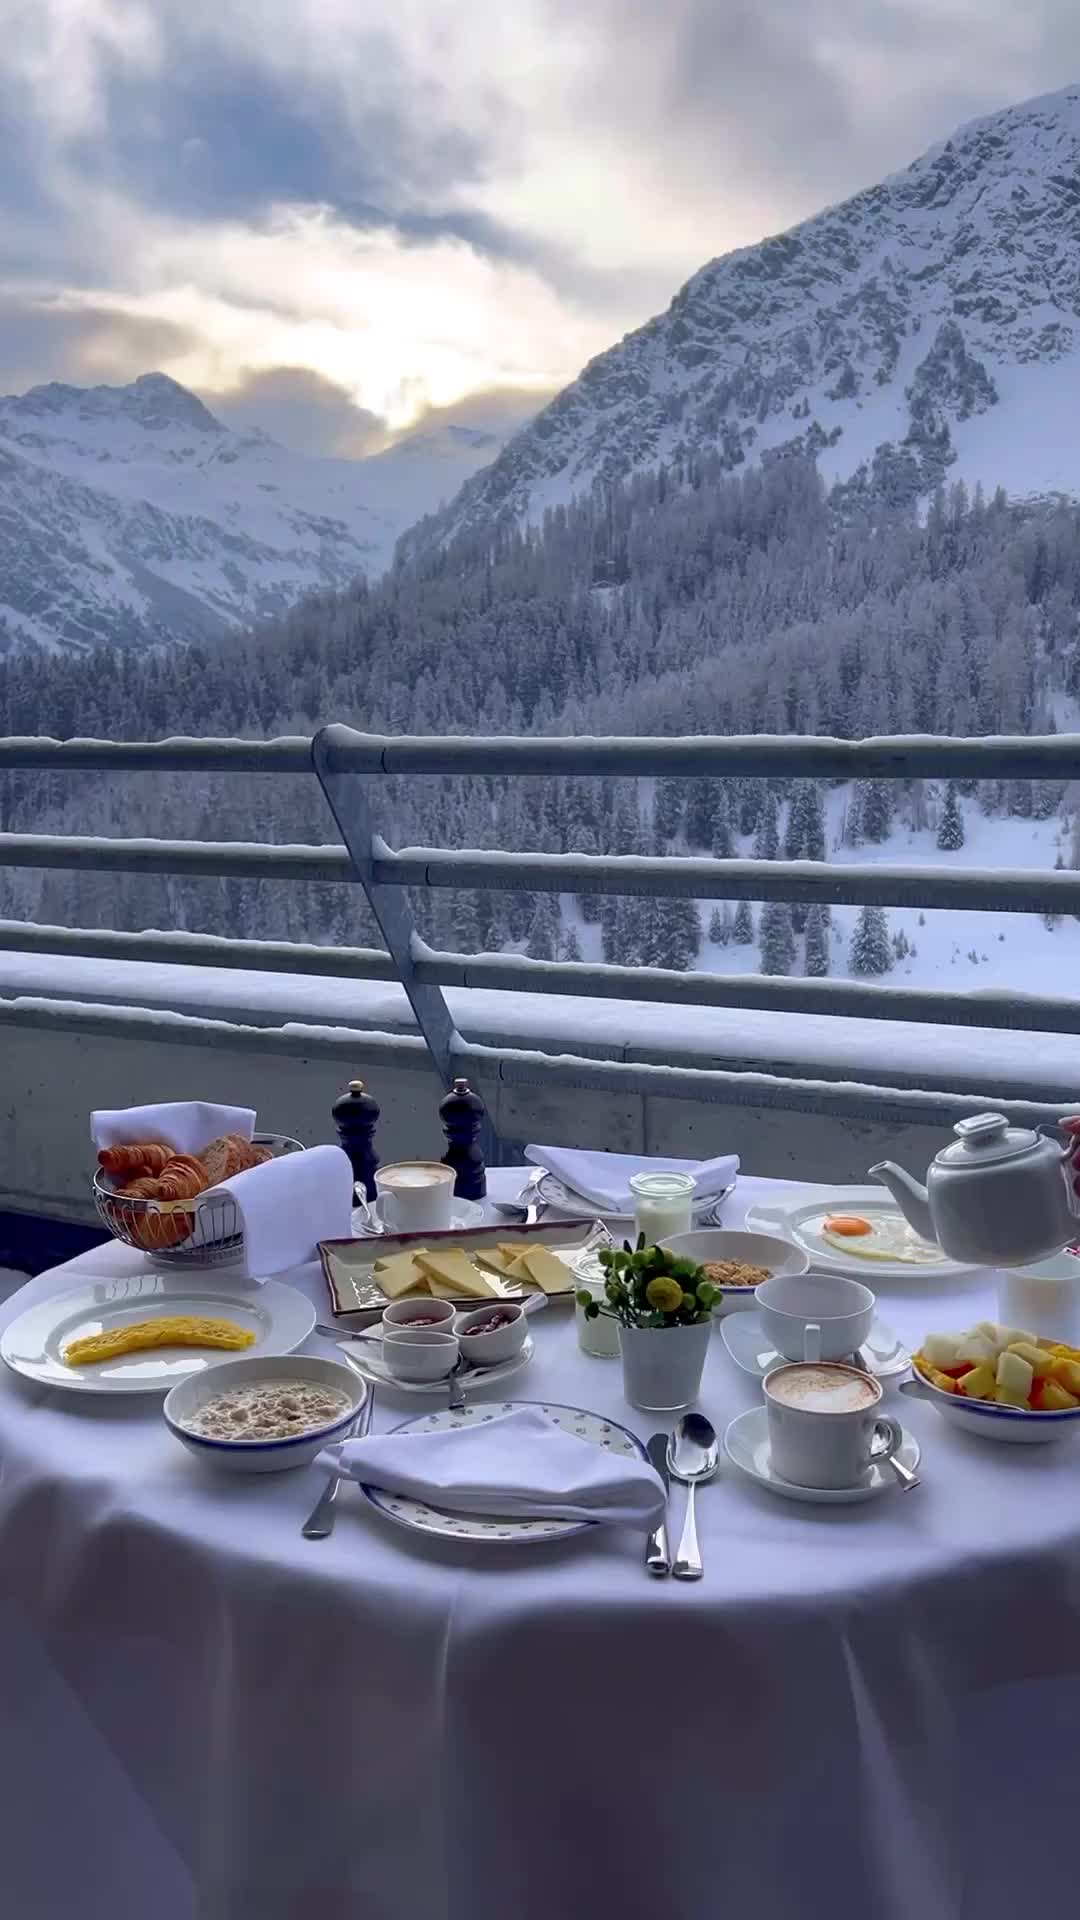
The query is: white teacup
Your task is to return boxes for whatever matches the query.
[764,1362,902,1489]
[375,1161,455,1234]
[756,1270,875,1364]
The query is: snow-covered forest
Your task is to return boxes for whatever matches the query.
[2,451,1078,992]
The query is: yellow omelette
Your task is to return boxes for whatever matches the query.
[63,1317,255,1367]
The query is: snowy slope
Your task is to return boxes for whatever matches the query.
[416,84,1080,549]
[0,374,524,650]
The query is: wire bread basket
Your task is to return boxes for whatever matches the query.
[92,1133,305,1266]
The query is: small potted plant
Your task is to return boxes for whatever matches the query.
[578,1238,719,1411]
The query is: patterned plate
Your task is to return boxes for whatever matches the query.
[360,1400,646,1545]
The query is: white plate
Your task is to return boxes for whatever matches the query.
[535,1171,734,1224]
[361,1400,646,1543]
[342,1334,534,1396]
[723,1406,921,1504]
[1,1274,316,1396]
[744,1187,978,1282]
[720,1308,910,1381]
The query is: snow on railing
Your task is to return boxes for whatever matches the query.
[4,722,1080,1134]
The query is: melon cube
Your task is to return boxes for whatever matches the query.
[922,1332,964,1370]
[1006,1341,1054,1379]
[997,1387,1031,1410]
[955,1333,995,1367]
[994,1325,1036,1352]
[996,1350,1034,1398]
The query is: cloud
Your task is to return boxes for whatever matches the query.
[1,0,1080,450]
[206,366,388,457]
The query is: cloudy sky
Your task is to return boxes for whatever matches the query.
[2,1,1079,455]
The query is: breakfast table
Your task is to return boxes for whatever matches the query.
[3,1167,1080,1920]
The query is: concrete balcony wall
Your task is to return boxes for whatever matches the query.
[2,995,1006,1226]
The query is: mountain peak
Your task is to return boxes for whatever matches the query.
[5,371,225,435]
[410,82,1080,555]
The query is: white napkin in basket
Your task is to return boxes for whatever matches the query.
[524,1145,739,1215]
[91,1101,256,1156]
[318,1406,665,1529]
[209,1143,353,1280]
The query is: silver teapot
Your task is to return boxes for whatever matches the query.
[870,1112,1080,1268]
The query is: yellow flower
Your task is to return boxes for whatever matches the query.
[645,1276,684,1314]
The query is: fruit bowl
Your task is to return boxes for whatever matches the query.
[906,1358,1080,1445]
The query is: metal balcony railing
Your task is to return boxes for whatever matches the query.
[1,724,1079,1143]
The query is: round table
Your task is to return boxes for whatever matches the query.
[3,1170,1080,1920]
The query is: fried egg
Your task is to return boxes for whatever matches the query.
[816,1210,943,1264]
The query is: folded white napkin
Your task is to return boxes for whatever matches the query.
[91,1101,256,1155]
[319,1406,665,1529]
[209,1143,353,1280]
[524,1145,739,1214]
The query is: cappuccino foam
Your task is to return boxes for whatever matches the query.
[768,1365,877,1414]
[377,1163,451,1190]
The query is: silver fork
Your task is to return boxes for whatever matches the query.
[302,1373,374,1539]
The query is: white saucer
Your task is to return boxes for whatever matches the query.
[720,1309,910,1382]
[723,1407,921,1504]
[340,1334,533,1395]
[350,1196,486,1238]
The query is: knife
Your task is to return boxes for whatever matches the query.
[645,1432,672,1577]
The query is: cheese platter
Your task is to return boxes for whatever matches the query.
[319,1217,611,1324]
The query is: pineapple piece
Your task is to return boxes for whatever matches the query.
[997,1386,1031,1410]
[996,1350,1034,1399]
[1048,1357,1080,1396]
[922,1332,964,1370]
[916,1358,959,1394]
[955,1333,995,1367]
[1006,1341,1054,1379]
[1038,1380,1080,1412]
[957,1362,996,1401]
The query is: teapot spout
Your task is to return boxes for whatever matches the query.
[868,1160,936,1243]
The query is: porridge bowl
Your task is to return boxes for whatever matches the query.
[164,1353,365,1474]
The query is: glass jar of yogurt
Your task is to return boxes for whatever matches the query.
[575,1279,621,1357]
[629,1171,695,1245]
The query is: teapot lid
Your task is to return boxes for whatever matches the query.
[935,1112,1041,1168]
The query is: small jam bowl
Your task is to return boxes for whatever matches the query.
[381,1297,456,1335]
[163,1354,366,1475]
[455,1302,528,1366]
[382,1326,460,1382]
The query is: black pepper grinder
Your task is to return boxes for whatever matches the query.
[439,1077,487,1200]
[332,1078,381,1202]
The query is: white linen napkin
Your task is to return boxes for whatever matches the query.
[209,1143,354,1280]
[319,1406,665,1529]
[91,1101,256,1155]
[524,1145,739,1214]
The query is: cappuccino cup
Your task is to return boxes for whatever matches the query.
[764,1362,902,1489]
[756,1270,875,1364]
[374,1161,455,1233]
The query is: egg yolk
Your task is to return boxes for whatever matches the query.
[823,1215,873,1236]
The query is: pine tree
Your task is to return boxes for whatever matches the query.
[526,895,560,960]
[802,784,826,861]
[561,924,583,961]
[860,780,893,843]
[684,778,718,849]
[652,777,682,841]
[732,899,755,944]
[785,783,808,860]
[710,790,734,860]
[753,791,780,860]
[600,895,620,964]
[850,905,893,976]
[936,781,965,851]
[708,904,732,944]
[759,901,796,975]
[803,904,829,976]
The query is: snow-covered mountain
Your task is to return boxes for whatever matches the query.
[0,373,525,650]
[416,84,1080,551]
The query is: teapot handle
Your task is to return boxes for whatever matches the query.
[1052,1119,1080,1221]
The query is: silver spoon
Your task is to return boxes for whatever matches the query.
[667,1412,719,1581]
[302,1368,374,1540]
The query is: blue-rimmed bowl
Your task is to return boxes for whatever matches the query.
[906,1363,1080,1445]
[164,1353,365,1473]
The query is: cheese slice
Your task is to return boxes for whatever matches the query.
[473,1248,516,1276]
[373,1251,429,1299]
[413,1249,495,1299]
[520,1247,571,1294]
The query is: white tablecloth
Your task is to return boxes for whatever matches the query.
[3,1171,1080,1920]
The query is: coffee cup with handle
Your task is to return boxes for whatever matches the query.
[374,1161,456,1234]
[764,1362,903,1489]
[756,1270,875,1364]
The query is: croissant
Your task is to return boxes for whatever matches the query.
[98,1142,172,1179]
[119,1175,163,1199]
[125,1209,194,1251]
[153,1155,210,1202]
